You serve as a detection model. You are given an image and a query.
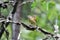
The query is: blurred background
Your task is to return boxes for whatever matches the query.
[0,0,60,40]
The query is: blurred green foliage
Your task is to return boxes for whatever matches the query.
[21,0,60,40]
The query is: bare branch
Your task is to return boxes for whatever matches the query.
[21,22,53,36]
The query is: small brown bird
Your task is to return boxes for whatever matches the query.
[28,15,36,25]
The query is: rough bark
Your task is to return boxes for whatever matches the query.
[12,0,22,40]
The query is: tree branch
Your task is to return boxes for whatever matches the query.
[21,22,53,36]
